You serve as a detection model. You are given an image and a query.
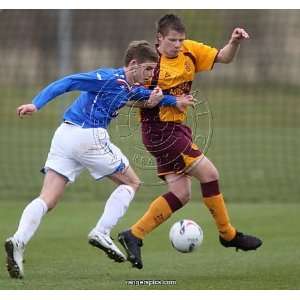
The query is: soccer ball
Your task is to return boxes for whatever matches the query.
[169,219,203,253]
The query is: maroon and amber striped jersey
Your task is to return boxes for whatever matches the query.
[141,40,218,123]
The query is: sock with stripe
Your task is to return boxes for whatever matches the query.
[201,180,236,241]
[131,192,183,240]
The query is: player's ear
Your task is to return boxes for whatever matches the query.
[127,59,138,69]
[157,33,163,43]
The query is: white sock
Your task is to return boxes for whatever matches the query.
[92,185,135,235]
[13,197,48,245]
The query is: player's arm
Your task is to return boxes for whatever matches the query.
[17,71,109,118]
[216,28,250,64]
[31,71,109,110]
[127,86,195,112]
[127,86,165,108]
[127,85,177,107]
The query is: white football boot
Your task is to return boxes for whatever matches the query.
[4,237,25,279]
[88,230,126,263]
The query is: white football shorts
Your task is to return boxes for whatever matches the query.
[44,122,129,182]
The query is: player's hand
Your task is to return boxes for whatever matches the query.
[17,104,37,118]
[175,94,195,112]
[230,28,250,44]
[146,86,164,108]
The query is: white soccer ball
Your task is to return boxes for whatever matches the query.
[169,219,203,253]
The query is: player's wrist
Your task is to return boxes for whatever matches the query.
[229,39,240,47]
[32,101,41,110]
[144,100,151,108]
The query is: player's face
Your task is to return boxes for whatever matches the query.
[158,30,186,58]
[133,61,157,84]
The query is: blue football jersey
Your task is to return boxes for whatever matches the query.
[32,67,177,128]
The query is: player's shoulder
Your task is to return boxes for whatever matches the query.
[182,39,205,52]
[95,67,126,80]
[182,40,217,60]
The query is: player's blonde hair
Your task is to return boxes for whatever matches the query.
[124,40,158,66]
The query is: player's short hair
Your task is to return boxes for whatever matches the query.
[156,14,186,36]
[124,40,158,66]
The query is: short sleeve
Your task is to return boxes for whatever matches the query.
[184,40,218,72]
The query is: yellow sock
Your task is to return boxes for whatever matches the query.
[203,194,236,241]
[131,196,173,240]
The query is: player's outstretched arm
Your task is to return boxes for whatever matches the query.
[216,28,250,64]
[17,104,38,118]
[32,71,109,110]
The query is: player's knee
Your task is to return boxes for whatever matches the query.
[41,200,55,211]
[39,194,59,211]
[172,188,191,205]
[207,168,219,182]
[199,164,219,182]
[181,190,191,204]
[128,179,141,193]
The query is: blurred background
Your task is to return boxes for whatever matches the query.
[0,9,299,203]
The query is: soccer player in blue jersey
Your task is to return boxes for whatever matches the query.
[4,40,194,279]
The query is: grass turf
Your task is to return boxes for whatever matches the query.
[0,200,300,290]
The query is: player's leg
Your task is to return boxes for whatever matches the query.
[118,174,191,269]
[88,166,141,262]
[91,165,140,236]
[83,130,140,262]
[118,123,198,268]
[187,156,262,251]
[130,173,190,239]
[5,169,67,279]
[5,123,81,279]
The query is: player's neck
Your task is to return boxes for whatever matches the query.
[157,46,178,59]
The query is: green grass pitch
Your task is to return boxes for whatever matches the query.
[1,200,300,289]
